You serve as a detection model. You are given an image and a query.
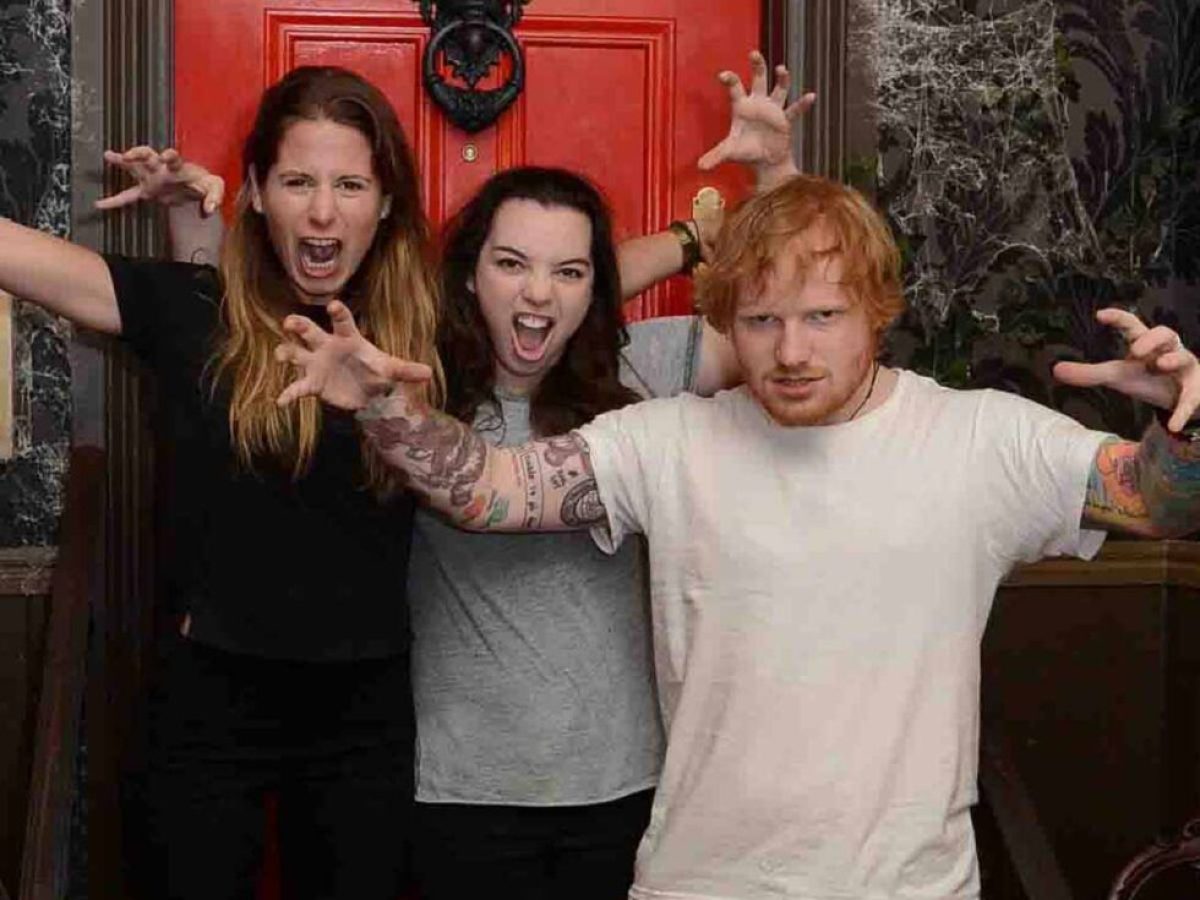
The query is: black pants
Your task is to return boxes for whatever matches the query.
[413,789,654,900]
[124,635,415,900]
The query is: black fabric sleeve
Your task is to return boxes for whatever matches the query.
[104,255,220,369]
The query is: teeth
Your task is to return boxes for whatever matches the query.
[515,314,552,330]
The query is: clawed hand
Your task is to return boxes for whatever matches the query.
[698,50,816,184]
[1053,308,1200,432]
[275,301,432,411]
[96,146,225,214]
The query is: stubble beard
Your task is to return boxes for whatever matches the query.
[751,355,876,428]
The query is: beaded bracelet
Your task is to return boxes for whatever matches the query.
[667,219,702,276]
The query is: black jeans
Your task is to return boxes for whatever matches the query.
[124,634,415,900]
[413,789,654,900]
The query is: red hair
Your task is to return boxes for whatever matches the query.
[696,175,904,334]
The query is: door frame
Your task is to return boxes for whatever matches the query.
[70,2,172,896]
[763,0,848,179]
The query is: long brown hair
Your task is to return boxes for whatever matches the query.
[438,167,638,436]
[214,66,443,492]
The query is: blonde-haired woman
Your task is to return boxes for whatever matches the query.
[0,66,439,899]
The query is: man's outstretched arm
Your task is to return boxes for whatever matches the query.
[1056,308,1200,538]
[274,301,607,533]
[358,392,606,532]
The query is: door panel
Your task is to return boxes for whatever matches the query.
[516,21,673,248]
[176,1,758,315]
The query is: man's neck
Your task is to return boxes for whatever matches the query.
[827,365,898,425]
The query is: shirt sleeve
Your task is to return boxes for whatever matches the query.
[619,316,703,398]
[105,255,219,370]
[576,396,679,554]
[977,389,1112,565]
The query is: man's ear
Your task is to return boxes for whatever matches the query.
[249,170,264,214]
[380,195,392,220]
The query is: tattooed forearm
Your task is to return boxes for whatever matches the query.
[1084,424,1200,537]
[356,393,605,532]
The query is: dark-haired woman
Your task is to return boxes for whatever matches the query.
[403,164,729,900]
[273,52,811,900]
[0,67,440,899]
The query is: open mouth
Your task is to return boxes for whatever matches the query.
[511,313,554,362]
[298,238,342,278]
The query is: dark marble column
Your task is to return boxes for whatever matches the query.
[0,1,73,546]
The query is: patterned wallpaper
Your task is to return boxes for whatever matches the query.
[864,0,1198,438]
[0,1,72,546]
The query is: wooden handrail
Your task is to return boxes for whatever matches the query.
[1006,539,1200,588]
[19,447,105,900]
[980,727,1075,900]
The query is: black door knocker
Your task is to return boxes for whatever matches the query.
[420,0,530,133]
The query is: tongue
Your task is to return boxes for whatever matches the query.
[301,243,338,265]
[514,321,549,354]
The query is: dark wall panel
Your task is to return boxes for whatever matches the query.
[0,595,49,891]
[985,543,1200,899]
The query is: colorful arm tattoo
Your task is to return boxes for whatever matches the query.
[1083,422,1200,537]
[356,390,605,532]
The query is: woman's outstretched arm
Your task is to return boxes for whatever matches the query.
[0,217,120,333]
[0,146,225,335]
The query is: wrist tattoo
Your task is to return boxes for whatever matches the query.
[360,396,489,511]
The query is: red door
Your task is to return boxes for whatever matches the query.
[175,0,759,318]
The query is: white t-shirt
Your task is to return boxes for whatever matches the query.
[577,370,1110,900]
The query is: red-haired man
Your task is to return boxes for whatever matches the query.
[282,174,1200,900]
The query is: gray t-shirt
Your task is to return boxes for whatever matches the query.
[411,316,703,805]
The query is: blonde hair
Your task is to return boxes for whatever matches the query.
[696,175,904,335]
[210,66,443,496]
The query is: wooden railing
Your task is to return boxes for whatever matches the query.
[979,726,1075,900]
[18,448,104,900]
